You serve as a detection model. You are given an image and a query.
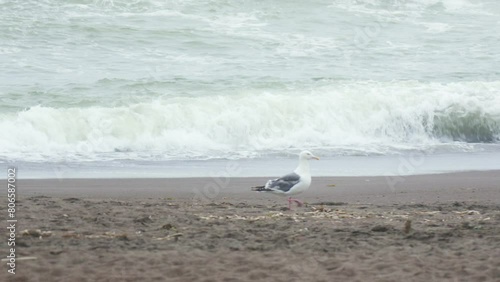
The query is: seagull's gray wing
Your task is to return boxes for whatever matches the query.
[265,172,301,193]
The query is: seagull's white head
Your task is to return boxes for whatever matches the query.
[299,150,319,160]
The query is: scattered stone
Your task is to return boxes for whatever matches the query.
[50,250,64,255]
[21,229,52,238]
[404,220,412,234]
[63,198,80,203]
[162,223,175,230]
[371,225,389,232]
[134,215,153,225]
[21,229,41,237]
[311,206,332,213]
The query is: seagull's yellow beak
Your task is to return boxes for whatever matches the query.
[312,156,320,160]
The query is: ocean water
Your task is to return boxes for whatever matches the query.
[1,0,499,178]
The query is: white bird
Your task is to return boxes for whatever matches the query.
[251,150,319,210]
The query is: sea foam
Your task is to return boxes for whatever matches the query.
[0,80,498,161]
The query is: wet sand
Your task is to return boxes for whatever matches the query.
[3,171,500,281]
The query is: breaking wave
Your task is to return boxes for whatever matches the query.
[0,80,499,161]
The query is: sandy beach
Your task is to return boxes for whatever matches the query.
[3,171,500,281]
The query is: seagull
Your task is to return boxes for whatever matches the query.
[251,150,319,210]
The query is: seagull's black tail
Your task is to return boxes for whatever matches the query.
[251,185,272,192]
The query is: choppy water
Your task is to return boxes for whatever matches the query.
[1,0,499,175]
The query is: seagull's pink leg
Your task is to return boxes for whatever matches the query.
[292,198,303,207]
[286,197,302,209]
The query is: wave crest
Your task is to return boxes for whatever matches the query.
[0,81,499,161]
